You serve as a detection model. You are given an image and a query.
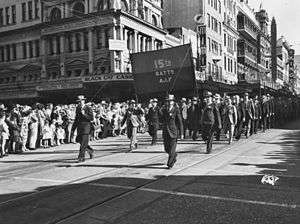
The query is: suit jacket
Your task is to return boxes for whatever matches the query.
[147,106,160,129]
[187,104,201,130]
[223,105,237,125]
[160,105,183,139]
[262,102,270,118]
[254,102,262,120]
[235,103,245,122]
[242,100,254,119]
[72,104,94,135]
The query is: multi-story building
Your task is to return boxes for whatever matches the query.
[0,0,172,102]
[277,36,291,84]
[236,0,261,83]
[164,0,224,83]
[222,0,239,84]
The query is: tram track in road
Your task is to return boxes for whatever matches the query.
[0,129,289,224]
[50,133,277,224]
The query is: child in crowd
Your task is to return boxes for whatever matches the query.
[42,120,52,148]
[56,123,65,146]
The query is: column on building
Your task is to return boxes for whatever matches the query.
[150,37,155,51]
[52,36,57,54]
[118,25,124,72]
[60,33,66,77]
[16,43,23,59]
[41,36,48,78]
[80,31,85,51]
[133,30,138,53]
[72,33,77,52]
[88,28,94,75]
[26,40,31,58]
[101,28,106,48]
[110,25,117,73]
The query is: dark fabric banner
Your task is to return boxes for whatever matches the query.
[130,44,196,95]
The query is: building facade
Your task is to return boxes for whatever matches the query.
[0,0,174,102]
[164,0,224,83]
[222,0,239,84]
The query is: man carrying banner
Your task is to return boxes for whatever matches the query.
[160,95,183,169]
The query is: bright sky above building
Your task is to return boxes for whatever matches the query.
[249,0,300,54]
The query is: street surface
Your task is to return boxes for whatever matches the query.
[0,120,299,224]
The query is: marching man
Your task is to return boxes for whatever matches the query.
[160,95,183,169]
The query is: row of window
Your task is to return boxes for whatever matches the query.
[224,56,237,74]
[208,0,222,14]
[0,5,16,26]
[207,14,222,35]
[22,0,40,21]
[224,33,237,53]
[0,0,39,27]
[207,37,222,56]
[0,40,40,62]
[0,73,40,84]
[207,63,222,79]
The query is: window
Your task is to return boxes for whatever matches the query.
[75,33,81,51]
[219,22,221,34]
[5,7,10,25]
[224,56,227,70]
[224,34,226,46]
[49,7,61,22]
[218,0,221,13]
[35,40,40,57]
[72,2,85,16]
[0,46,4,62]
[12,44,17,60]
[152,15,158,26]
[98,0,110,11]
[234,61,237,74]
[104,28,110,47]
[29,41,33,58]
[22,3,26,21]
[22,42,27,59]
[56,36,60,54]
[219,44,222,56]
[96,29,103,49]
[67,34,73,52]
[121,0,129,12]
[207,13,210,28]
[208,37,211,51]
[12,5,16,24]
[208,62,211,74]
[0,8,3,26]
[35,0,39,18]
[28,1,33,20]
[49,37,54,55]
[6,45,10,62]
[84,32,88,51]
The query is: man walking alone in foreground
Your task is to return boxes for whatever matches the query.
[72,95,94,163]
[160,95,183,169]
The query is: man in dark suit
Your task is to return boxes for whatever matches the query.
[233,95,245,140]
[261,95,270,132]
[187,97,201,141]
[213,94,222,141]
[160,95,183,169]
[201,91,222,154]
[72,95,94,163]
[147,98,160,145]
[241,93,255,138]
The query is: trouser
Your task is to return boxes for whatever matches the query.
[202,124,214,153]
[163,133,177,164]
[228,124,235,143]
[65,122,74,143]
[253,119,259,134]
[215,128,221,141]
[149,124,158,144]
[191,130,198,141]
[262,116,268,131]
[130,127,137,149]
[78,134,90,159]
[181,119,188,138]
[235,120,243,139]
[244,118,252,137]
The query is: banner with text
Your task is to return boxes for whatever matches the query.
[130,44,196,95]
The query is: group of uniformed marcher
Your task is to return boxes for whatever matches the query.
[67,92,300,168]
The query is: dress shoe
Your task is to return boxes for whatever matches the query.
[77,158,85,163]
[87,147,94,159]
[167,153,177,169]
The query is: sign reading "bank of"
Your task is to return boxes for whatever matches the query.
[83,73,133,83]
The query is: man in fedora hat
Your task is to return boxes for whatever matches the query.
[72,95,94,162]
[187,97,201,140]
[147,98,160,145]
[160,95,183,168]
[201,91,221,154]
[121,99,141,152]
[241,93,254,138]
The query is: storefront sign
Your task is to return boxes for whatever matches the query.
[83,73,133,83]
[36,83,83,91]
[0,91,38,100]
